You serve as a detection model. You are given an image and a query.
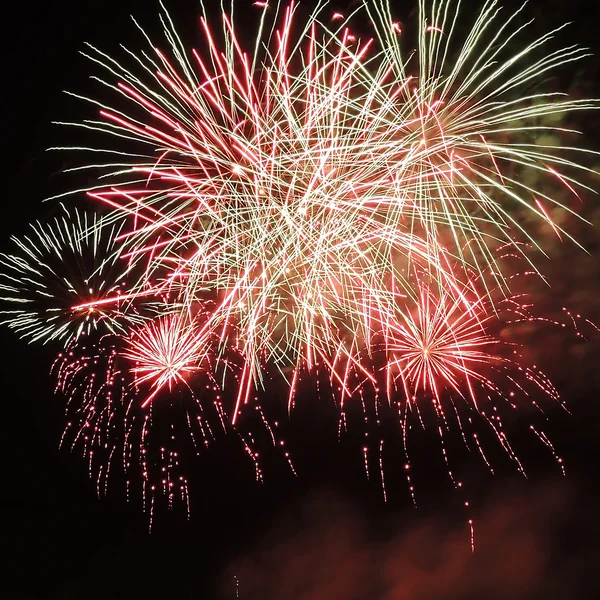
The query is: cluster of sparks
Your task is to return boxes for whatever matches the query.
[1,0,597,526]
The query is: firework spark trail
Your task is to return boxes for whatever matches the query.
[51,332,213,519]
[0,0,596,517]
[50,314,300,513]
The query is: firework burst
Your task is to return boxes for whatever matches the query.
[0,205,134,344]
[0,0,597,518]
[124,313,211,406]
[49,0,597,397]
[378,272,566,477]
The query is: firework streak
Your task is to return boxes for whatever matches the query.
[1,0,597,525]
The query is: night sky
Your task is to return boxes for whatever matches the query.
[3,1,600,598]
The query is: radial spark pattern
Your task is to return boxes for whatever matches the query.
[0,205,132,344]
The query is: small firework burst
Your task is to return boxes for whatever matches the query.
[0,205,133,344]
[124,313,212,406]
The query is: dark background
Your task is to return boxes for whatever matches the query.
[3,1,599,598]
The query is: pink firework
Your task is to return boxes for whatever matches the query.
[124,313,212,407]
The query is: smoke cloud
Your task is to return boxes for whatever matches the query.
[222,481,598,599]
